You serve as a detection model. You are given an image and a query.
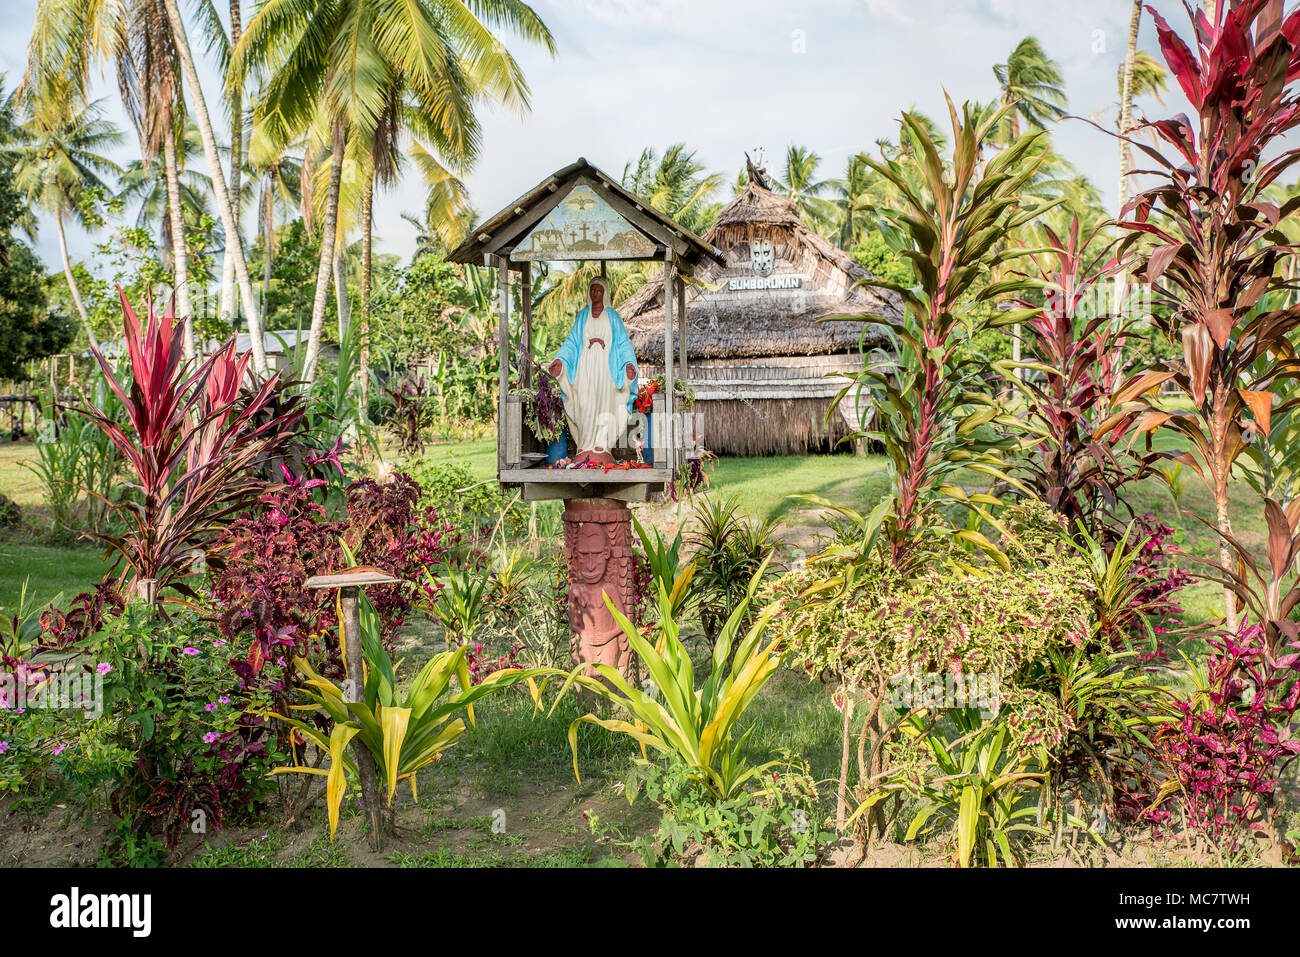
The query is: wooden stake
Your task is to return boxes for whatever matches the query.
[340,585,383,852]
[663,259,676,474]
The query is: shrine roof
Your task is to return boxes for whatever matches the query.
[447,158,725,270]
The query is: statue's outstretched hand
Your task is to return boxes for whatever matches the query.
[548,359,564,380]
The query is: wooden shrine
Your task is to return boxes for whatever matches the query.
[448,158,726,503]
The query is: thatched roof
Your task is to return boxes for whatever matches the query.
[620,171,901,360]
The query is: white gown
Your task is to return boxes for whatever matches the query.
[559,307,631,454]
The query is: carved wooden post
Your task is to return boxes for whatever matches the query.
[306,565,400,851]
[563,499,639,689]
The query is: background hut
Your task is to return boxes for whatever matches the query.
[620,160,902,455]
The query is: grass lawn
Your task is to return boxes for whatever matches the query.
[409,437,886,522]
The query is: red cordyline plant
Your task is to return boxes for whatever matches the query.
[1006,216,1158,540]
[1108,0,1300,630]
[80,288,301,597]
[827,96,1053,570]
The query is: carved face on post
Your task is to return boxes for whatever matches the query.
[750,238,775,277]
[576,522,609,584]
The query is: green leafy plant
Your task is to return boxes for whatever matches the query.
[632,513,694,619]
[1035,644,1174,836]
[0,579,54,659]
[859,708,1046,868]
[688,494,781,647]
[28,369,124,536]
[831,96,1053,570]
[270,591,545,840]
[556,562,783,801]
[423,557,494,648]
[620,758,827,868]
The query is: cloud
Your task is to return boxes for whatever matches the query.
[6,0,1181,270]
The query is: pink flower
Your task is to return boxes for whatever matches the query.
[53,744,67,756]
[183,647,200,656]
[0,741,8,754]
[96,663,114,675]
[218,696,231,704]
[203,732,220,744]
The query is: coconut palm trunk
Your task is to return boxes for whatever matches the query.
[334,249,350,341]
[359,170,373,408]
[159,0,269,376]
[55,208,100,351]
[1113,0,1142,317]
[304,117,345,384]
[161,115,195,359]
[219,0,242,328]
[261,183,274,309]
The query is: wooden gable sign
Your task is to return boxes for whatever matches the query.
[513,179,657,261]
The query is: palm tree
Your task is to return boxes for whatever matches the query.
[246,125,303,315]
[356,97,473,407]
[622,143,723,233]
[992,37,1068,140]
[828,154,878,248]
[1116,48,1168,215]
[27,0,210,359]
[235,0,556,384]
[1114,3,1167,317]
[774,145,836,230]
[116,122,215,273]
[193,0,248,328]
[6,86,122,349]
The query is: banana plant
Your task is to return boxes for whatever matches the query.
[554,560,783,801]
[269,592,548,839]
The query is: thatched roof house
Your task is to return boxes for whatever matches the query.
[620,161,901,455]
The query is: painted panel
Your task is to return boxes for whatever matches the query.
[514,181,658,261]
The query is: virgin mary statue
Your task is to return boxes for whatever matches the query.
[547,277,638,465]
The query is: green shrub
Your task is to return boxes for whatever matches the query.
[406,459,522,543]
[612,758,827,868]
[768,500,1097,837]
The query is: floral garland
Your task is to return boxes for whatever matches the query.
[522,360,565,445]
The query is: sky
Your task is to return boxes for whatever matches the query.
[2,0,1183,270]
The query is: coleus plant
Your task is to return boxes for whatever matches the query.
[79,288,301,597]
[1005,216,1159,540]
[1152,624,1300,844]
[826,96,1054,571]
[1108,0,1300,630]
